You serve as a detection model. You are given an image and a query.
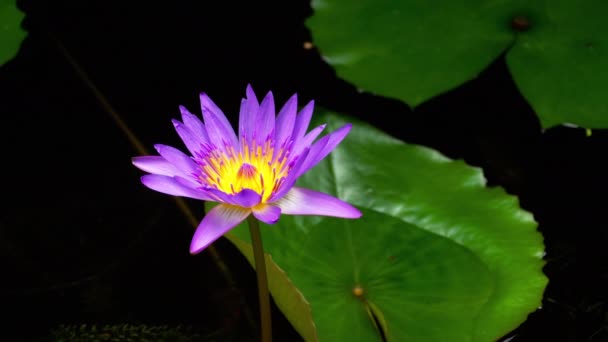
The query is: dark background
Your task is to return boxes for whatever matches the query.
[1,0,606,341]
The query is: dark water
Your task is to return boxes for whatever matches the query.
[1,0,606,341]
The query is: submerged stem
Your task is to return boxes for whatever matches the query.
[248,215,272,342]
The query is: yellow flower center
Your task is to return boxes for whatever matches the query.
[199,139,290,203]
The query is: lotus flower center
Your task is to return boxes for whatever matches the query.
[198,140,292,203]
[236,163,259,189]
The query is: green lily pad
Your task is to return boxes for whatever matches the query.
[0,0,26,66]
[220,110,547,341]
[229,210,494,341]
[506,1,608,128]
[306,0,608,129]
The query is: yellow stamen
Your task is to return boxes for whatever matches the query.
[201,140,290,203]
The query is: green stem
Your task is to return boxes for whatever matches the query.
[248,215,272,342]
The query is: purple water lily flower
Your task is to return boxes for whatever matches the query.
[132,85,362,254]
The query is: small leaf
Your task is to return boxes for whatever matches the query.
[0,0,27,66]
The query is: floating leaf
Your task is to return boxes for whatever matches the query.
[220,110,547,341]
[0,0,26,66]
[506,1,608,128]
[307,0,608,128]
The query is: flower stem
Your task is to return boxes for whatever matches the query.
[248,215,272,342]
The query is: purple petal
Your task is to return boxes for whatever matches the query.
[154,144,198,176]
[203,187,238,204]
[179,105,210,144]
[238,98,252,140]
[290,124,326,159]
[268,148,310,202]
[252,204,281,224]
[231,189,262,208]
[174,174,206,190]
[201,187,260,207]
[190,204,251,254]
[246,84,257,101]
[275,187,362,218]
[200,93,238,151]
[274,94,297,149]
[132,156,182,177]
[238,85,259,143]
[254,91,276,146]
[141,174,213,200]
[293,134,329,177]
[172,120,203,155]
[296,123,352,177]
[292,100,314,141]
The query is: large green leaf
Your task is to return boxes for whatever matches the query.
[0,0,26,66]
[306,0,608,129]
[219,110,547,341]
